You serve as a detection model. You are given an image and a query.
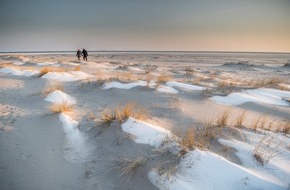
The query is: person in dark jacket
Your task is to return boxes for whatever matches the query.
[82,49,88,61]
[76,49,82,60]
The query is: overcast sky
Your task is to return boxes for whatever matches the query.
[0,0,289,52]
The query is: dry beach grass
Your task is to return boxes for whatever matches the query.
[49,102,74,114]
[101,102,148,124]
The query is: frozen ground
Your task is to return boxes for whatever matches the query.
[0,52,290,190]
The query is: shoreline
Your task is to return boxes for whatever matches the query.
[1,51,290,55]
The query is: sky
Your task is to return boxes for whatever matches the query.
[0,0,289,52]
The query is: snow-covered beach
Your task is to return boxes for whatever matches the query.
[0,52,290,190]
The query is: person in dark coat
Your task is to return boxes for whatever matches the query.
[76,49,82,60]
[82,49,88,61]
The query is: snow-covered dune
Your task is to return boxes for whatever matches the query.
[42,71,94,82]
[210,88,290,106]
[44,89,90,163]
[103,80,206,94]
[121,117,290,190]
[166,81,205,91]
[121,117,173,148]
[157,85,179,94]
[0,67,39,77]
[103,81,147,90]
[44,90,76,105]
[59,113,91,163]
[149,149,286,190]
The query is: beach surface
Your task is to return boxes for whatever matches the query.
[0,52,290,190]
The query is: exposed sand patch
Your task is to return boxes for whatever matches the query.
[0,78,24,89]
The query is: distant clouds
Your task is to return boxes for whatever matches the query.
[0,0,289,52]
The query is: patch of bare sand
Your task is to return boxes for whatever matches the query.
[0,75,93,190]
[0,103,27,132]
[0,78,24,90]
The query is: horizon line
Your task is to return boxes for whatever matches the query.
[0,50,290,54]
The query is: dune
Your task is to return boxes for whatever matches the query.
[104,81,147,90]
[42,71,94,82]
[0,52,289,190]
[122,117,173,148]
[166,81,205,91]
[0,67,39,77]
[45,90,76,105]
[210,88,290,106]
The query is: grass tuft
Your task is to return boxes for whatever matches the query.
[281,121,290,134]
[216,109,230,127]
[101,109,116,124]
[39,67,53,76]
[145,73,153,87]
[251,115,268,131]
[74,66,81,71]
[101,102,147,125]
[113,156,148,181]
[39,67,67,77]
[179,122,218,152]
[234,111,247,127]
[253,134,286,165]
[41,82,64,97]
[245,77,284,88]
[180,128,195,151]
[50,102,73,114]
[117,103,147,121]
[184,67,193,74]
[156,164,178,180]
[156,74,172,84]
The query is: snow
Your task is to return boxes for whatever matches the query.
[218,133,290,188]
[210,88,290,106]
[149,149,286,190]
[128,67,144,73]
[23,70,39,77]
[166,81,205,91]
[148,80,157,88]
[12,57,30,65]
[103,81,147,89]
[59,113,90,163]
[42,71,94,82]
[121,117,173,148]
[44,90,76,105]
[103,80,206,94]
[63,62,80,66]
[0,68,23,75]
[37,62,57,66]
[13,61,26,65]
[0,67,39,77]
[42,87,90,163]
[59,113,79,134]
[120,117,290,190]
[19,56,30,63]
[157,85,179,94]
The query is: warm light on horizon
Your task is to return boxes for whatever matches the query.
[0,0,289,52]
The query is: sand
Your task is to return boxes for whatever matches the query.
[0,52,290,190]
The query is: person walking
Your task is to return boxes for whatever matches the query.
[82,48,88,61]
[76,49,82,60]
